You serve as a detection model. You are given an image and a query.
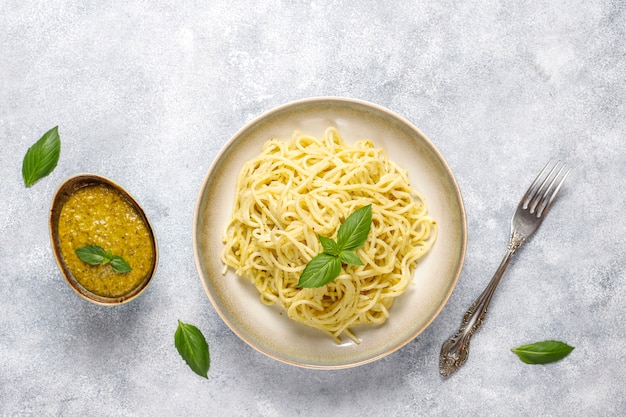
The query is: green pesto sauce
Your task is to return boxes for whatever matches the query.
[58,184,153,298]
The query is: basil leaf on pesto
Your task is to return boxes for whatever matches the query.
[110,255,131,273]
[22,126,61,187]
[75,244,132,274]
[75,245,107,265]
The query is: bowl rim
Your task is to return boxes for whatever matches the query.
[49,173,159,306]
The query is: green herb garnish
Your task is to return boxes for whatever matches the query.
[175,320,210,379]
[298,204,372,288]
[511,340,574,364]
[75,245,131,273]
[22,126,61,187]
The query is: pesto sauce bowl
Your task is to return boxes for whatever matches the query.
[50,174,158,305]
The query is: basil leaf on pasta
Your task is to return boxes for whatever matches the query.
[319,235,340,256]
[299,205,372,288]
[339,250,363,266]
[298,253,342,288]
[337,204,372,251]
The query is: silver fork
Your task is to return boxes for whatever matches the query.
[439,160,570,377]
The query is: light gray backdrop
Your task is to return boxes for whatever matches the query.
[1,1,624,416]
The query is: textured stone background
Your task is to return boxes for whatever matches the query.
[1,1,624,416]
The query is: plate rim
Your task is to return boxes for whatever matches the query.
[193,96,467,369]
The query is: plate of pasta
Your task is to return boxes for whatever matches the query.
[193,97,466,369]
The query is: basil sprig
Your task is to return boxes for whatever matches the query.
[298,204,372,288]
[75,245,131,273]
[511,340,574,364]
[22,126,61,187]
[175,320,210,378]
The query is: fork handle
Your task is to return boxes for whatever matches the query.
[439,235,524,377]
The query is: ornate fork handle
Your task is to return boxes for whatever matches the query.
[439,231,525,377]
[439,161,569,377]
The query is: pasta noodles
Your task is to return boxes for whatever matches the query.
[221,127,437,343]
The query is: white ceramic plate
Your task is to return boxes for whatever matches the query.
[193,97,466,369]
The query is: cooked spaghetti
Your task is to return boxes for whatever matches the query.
[221,127,437,343]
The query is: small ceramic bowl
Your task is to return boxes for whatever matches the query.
[50,174,158,305]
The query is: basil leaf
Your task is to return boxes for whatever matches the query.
[22,126,61,187]
[75,245,131,273]
[298,205,372,288]
[103,249,114,263]
[75,245,107,265]
[175,320,210,378]
[319,235,340,256]
[298,252,342,288]
[337,204,372,251]
[339,250,363,266]
[110,255,131,273]
[511,340,574,364]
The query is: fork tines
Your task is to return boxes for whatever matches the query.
[523,161,570,217]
